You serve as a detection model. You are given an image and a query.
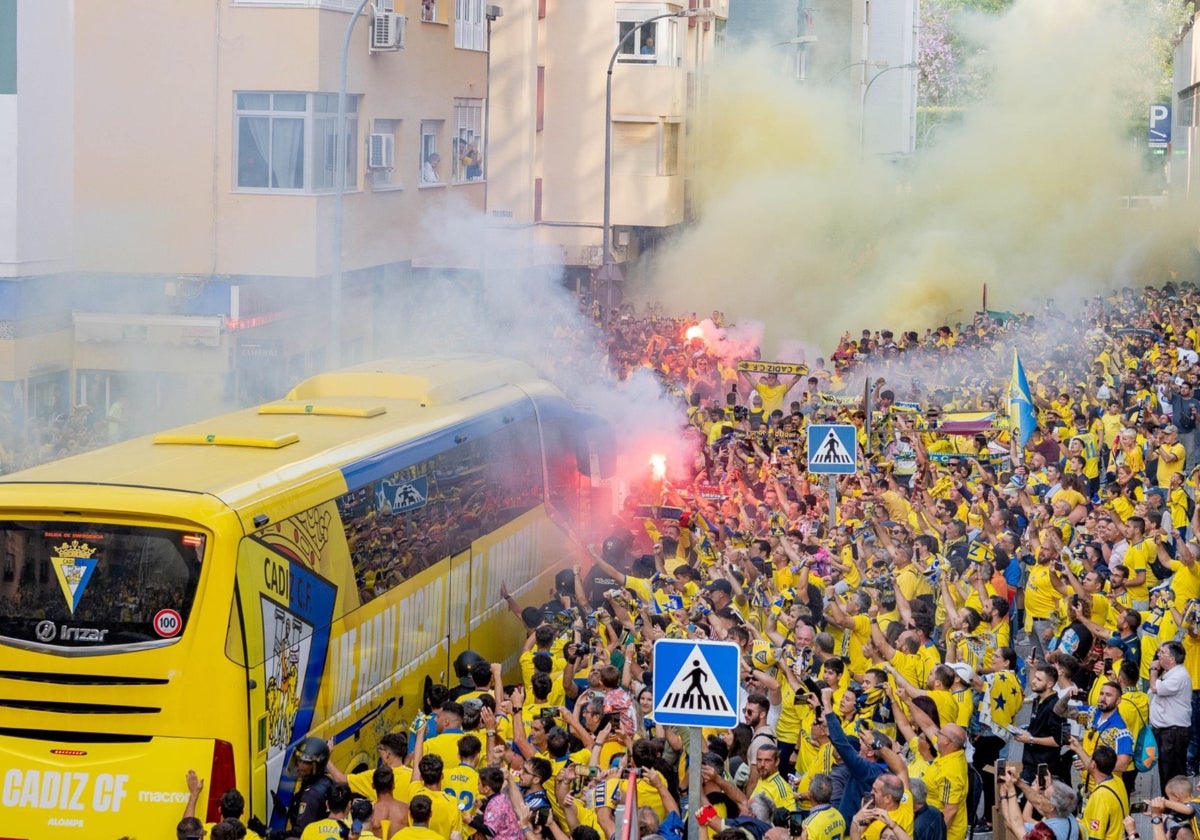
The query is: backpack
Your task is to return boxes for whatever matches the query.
[1132,705,1158,773]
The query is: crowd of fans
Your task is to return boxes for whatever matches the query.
[164,282,1200,840]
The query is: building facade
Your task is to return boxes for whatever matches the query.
[1173,12,1198,211]
[486,0,727,300]
[0,0,725,454]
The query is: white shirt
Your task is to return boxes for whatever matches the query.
[1108,539,1128,572]
[1149,663,1192,728]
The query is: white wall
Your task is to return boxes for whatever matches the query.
[863,0,918,158]
[0,0,73,278]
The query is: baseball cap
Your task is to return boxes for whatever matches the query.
[949,662,976,683]
[1104,635,1128,654]
[705,579,733,595]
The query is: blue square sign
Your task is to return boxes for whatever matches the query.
[652,638,740,728]
[806,424,858,474]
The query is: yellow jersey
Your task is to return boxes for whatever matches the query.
[1082,777,1128,840]
[924,751,969,840]
[803,806,847,840]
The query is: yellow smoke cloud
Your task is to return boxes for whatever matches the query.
[642,0,1200,353]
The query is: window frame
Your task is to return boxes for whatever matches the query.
[454,0,486,51]
[370,117,403,191]
[451,99,485,184]
[615,3,679,66]
[419,120,445,187]
[233,91,359,195]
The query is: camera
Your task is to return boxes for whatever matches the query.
[539,706,559,720]
[1131,803,1151,814]
[788,812,805,837]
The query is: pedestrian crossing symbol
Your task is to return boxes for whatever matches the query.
[806,424,858,475]
[652,639,740,728]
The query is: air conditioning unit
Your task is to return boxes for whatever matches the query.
[367,133,395,169]
[371,12,406,50]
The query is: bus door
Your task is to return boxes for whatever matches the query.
[236,536,338,833]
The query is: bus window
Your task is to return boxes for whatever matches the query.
[0,521,204,651]
[541,416,583,528]
[337,417,544,605]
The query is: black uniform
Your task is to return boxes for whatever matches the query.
[286,774,333,837]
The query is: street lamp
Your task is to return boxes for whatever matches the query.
[596,6,715,316]
[858,61,917,157]
[330,0,373,370]
[826,59,887,84]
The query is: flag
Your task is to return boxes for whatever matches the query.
[1008,351,1037,449]
[863,373,873,455]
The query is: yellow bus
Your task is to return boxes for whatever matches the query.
[0,355,606,838]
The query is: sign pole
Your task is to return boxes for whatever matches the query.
[687,727,702,840]
[826,475,837,530]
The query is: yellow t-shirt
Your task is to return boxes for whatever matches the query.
[927,689,961,731]
[403,786,463,839]
[836,614,872,678]
[1024,564,1060,621]
[519,649,568,706]
[1082,777,1129,840]
[863,793,914,840]
[443,762,481,818]
[924,751,969,840]
[803,805,848,840]
[1169,559,1200,609]
[756,381,791,415]
[348,764,413,802]
[751,771,798,811]
[1157,442,1187,487]
[1123,539,1154,601]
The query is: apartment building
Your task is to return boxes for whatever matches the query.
[0,0,725,444]
[486,0,727,300]
[1,0,489,438]
[1173,12,1199,210]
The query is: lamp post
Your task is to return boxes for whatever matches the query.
[596,7,714,316]
[858,61,917,157]
[826,58,886,83]
[330,0,373,370]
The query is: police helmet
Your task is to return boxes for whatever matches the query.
[294,736,330,772]
[601,532,631,563]
[453,649,487,685]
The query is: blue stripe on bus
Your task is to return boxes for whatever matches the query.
[339,397,559,490]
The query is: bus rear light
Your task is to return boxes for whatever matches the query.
[182,534,204,547]
[50,748,87,756]
[207,739,236,824]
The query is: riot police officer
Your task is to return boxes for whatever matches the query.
[284,736,333,838]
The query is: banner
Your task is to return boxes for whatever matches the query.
[737,361,809,376]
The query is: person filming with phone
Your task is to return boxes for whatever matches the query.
[997,764,1079,840]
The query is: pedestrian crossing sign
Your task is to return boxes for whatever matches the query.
[652,638,740,728]
[806,424,858,475]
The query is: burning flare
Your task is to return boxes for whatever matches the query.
[685,325,704,342]
[649,453,667,482]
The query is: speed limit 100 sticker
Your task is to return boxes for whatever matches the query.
[153,609,183,638]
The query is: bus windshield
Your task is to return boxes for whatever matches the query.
[0,521,205,652]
